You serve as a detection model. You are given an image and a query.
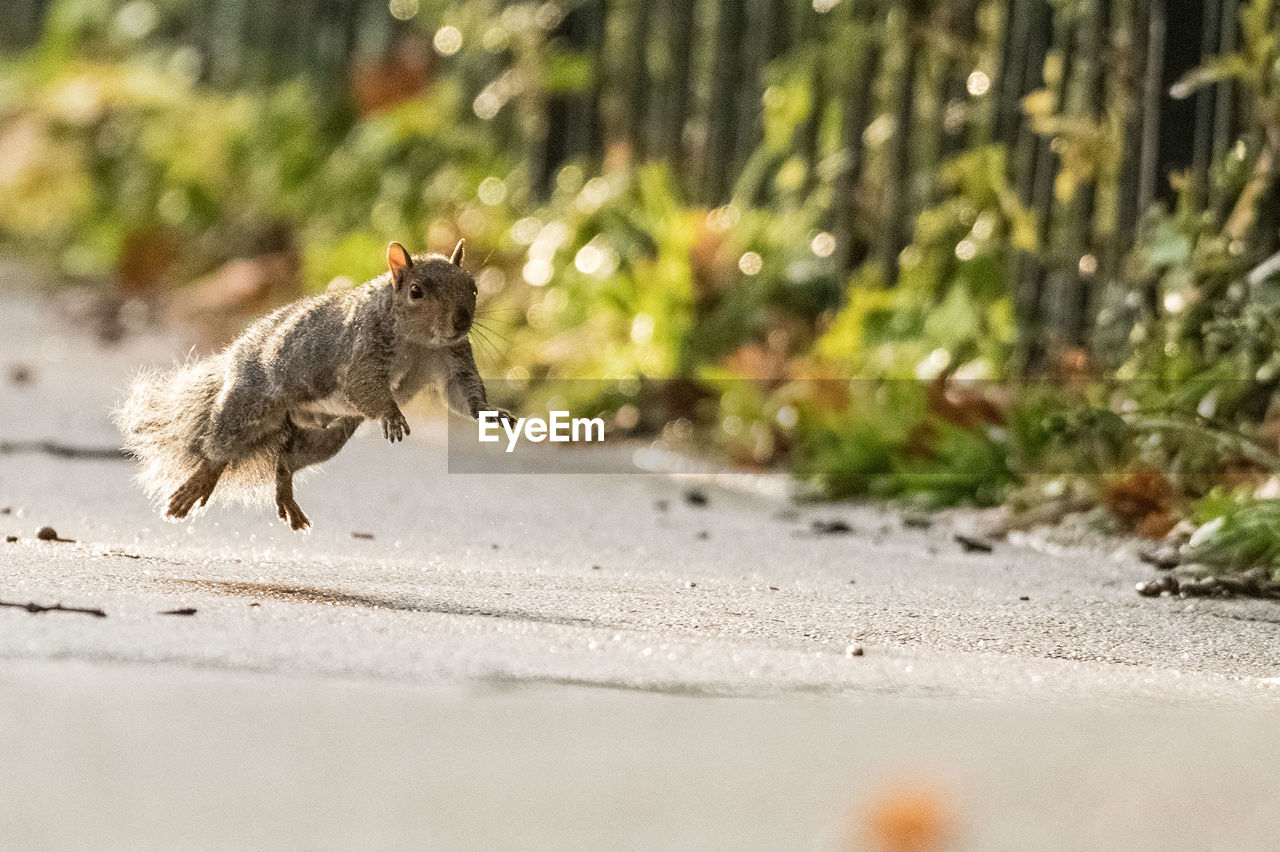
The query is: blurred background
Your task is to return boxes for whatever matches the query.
[6,0,1280,554]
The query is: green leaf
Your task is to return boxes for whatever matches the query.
[1143,219,1191,271]
[542,52,594,95]
[1169,55,1249,100]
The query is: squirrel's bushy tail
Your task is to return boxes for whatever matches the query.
[115,355,276,508]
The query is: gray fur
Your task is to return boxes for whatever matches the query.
[115,242,503,530]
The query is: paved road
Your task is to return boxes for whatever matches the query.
[2,278,1280,849]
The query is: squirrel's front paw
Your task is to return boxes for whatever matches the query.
[381,410,410,443]
[474,405,516,426]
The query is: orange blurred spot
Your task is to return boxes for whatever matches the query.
[350,37,433,116]
[1101,470,1177,539]
[925,374,1006,431]
[1047,341,1093,387]
[857,782,956,852]
[688,209,734,307]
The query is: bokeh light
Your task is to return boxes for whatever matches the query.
[523,259,553,287]
[433,25,462,56]
[630,313,654,344]
[477,176,506,206]
[810,232,836,258]
[388,0,419,21]
[574,244,603,275]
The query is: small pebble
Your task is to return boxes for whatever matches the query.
[954,533,994,553]
[845,645,864,658]
[35,526,58,541]
[591,564,601,570]
[1136,575,1178,597]
[683,488,709,507]
[1218,576,1257,595]
[1019,595,1030,601]
[4,536,16,543]
[695,530,709,540]
[1138,544,1180,570]
[159,608,197,616]
[1179,580,1211,597]
[7,364,32,386]
[811,519,853,535]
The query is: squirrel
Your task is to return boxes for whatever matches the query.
[116,239,507,531]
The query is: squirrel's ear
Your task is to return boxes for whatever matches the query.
[387,242,413,285]
[449,238,465,267]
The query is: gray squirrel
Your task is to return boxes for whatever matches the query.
[117,239,506,531]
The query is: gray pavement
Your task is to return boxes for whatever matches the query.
[2,278,1280,850]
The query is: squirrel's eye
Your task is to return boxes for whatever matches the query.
[408,284,423,300]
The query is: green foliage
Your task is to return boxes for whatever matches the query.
[784,376,1017,505]
[1183,498,1280,577]
[1003,386,1130,476]
[814,146,1020,380]
[1093,0,1280,511]
[796,421,898,499]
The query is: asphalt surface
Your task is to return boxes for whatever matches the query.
[3,276,1280,850]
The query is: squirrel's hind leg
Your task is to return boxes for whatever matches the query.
[285,417,361,472]
[273,462,311,532]
[271,417,359,531]
[166,457,227,520]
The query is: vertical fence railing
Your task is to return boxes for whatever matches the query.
[0,0,404,87]
[1,0,1252,371]
[0,0,53,49]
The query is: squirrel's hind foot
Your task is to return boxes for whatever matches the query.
[381,410,410,443]
[165,459,226,520]
[276,496,311,531]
